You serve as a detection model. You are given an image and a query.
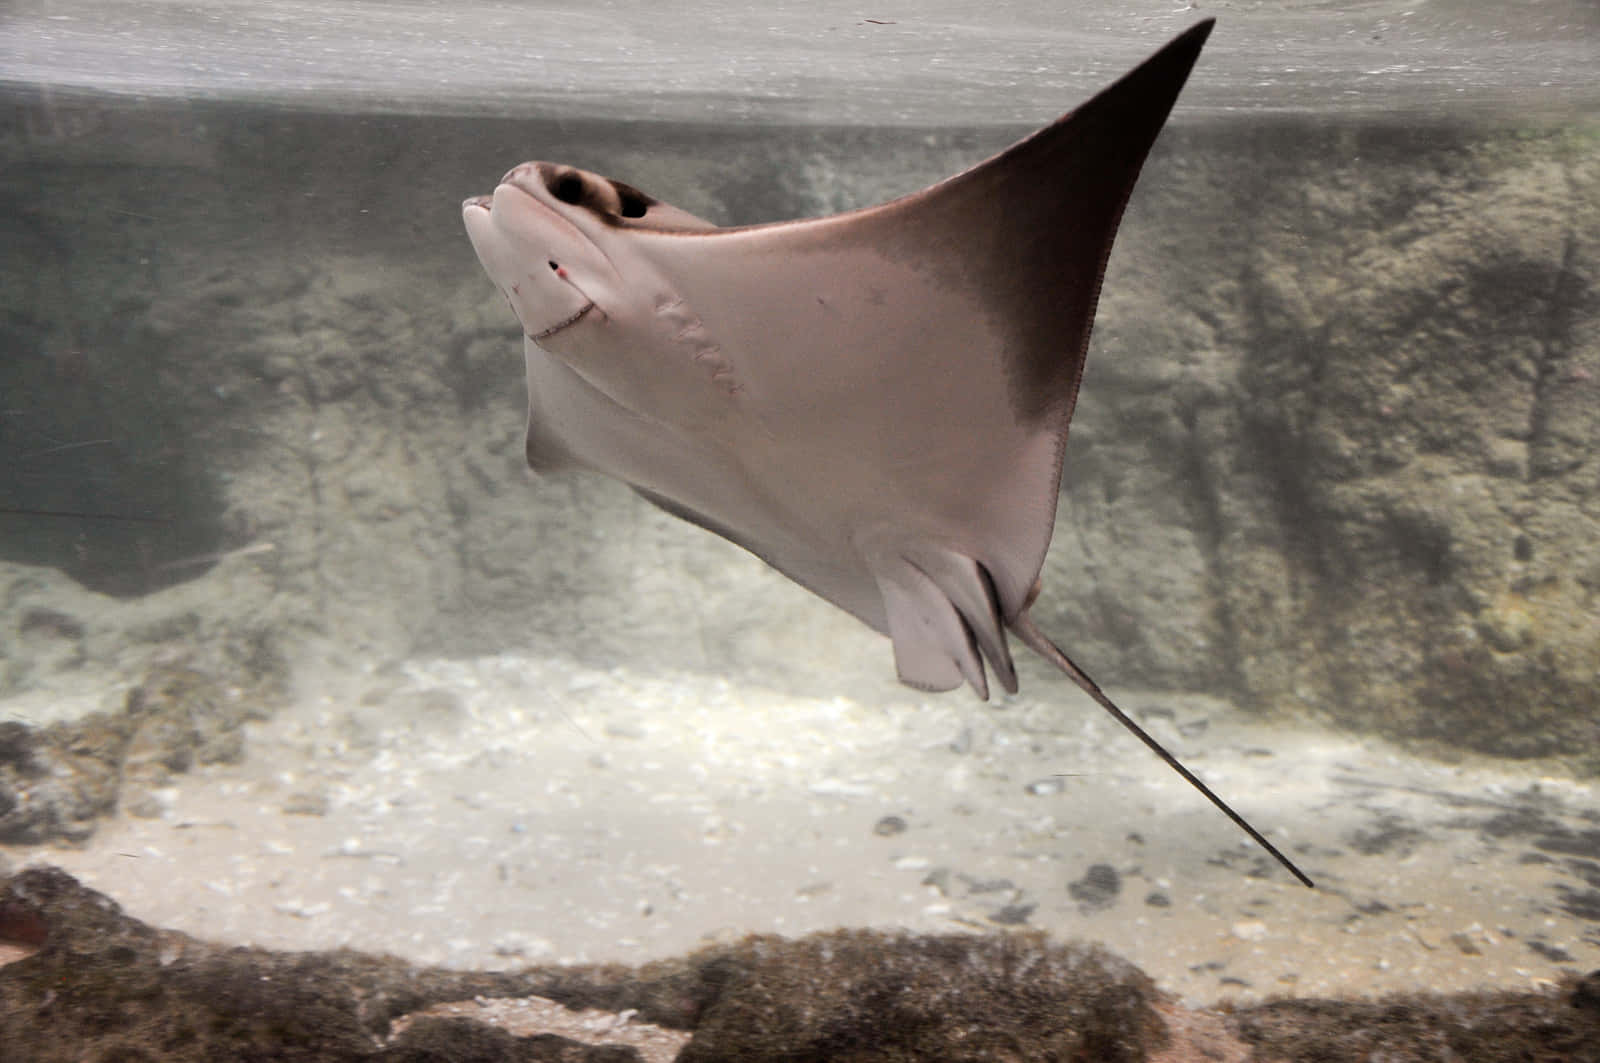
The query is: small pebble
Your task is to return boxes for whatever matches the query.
[873,815,908,837]
[1231,919,1268,942]
[989,902,1036,926]
[283,792,329,816]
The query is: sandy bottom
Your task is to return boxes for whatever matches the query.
[8,650,1596,1006]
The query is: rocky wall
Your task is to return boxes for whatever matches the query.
[1,95,1594,761]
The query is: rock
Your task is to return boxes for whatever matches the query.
[0,663,266,843]
[1068,864,1123,912]
[6,867,1600,1062]
[872,814,907,837]
[1573,970,1600,1015]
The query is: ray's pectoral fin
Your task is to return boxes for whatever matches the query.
[1008,610,1316,889]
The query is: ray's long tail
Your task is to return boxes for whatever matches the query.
[1008,611,1315,889]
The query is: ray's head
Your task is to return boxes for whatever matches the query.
[462,162,713,342]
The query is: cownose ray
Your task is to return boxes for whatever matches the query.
[463,19,1312,888]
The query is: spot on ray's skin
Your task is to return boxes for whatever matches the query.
[462,20,1313,887]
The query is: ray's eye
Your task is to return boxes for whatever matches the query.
[547,260,560,271]
[551,173,585,206]
[618,192,648,219]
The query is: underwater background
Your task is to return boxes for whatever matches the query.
[1,0,1597,1028]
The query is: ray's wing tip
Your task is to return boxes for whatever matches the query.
[1146,16,1215,80]
[1172,16,1216,50]
[1126,17,1214,93]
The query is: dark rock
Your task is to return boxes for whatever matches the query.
[1573,970,1600,1014]
[1527,939,1573,963]
[0,709,128,843]
[1069,864,1122,912]
[0,867,1166,1063]
[1233,981,1600,1063]
[671,929,1162,1063]
[0,663,266,843]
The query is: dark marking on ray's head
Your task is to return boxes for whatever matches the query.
[543,165,658,224]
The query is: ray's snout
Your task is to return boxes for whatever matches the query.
[502,162,539,185]
[460,175,602,344]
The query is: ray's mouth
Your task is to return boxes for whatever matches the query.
[530,301,595,341]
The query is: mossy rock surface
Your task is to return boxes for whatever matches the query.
[2,867,1598,1062]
